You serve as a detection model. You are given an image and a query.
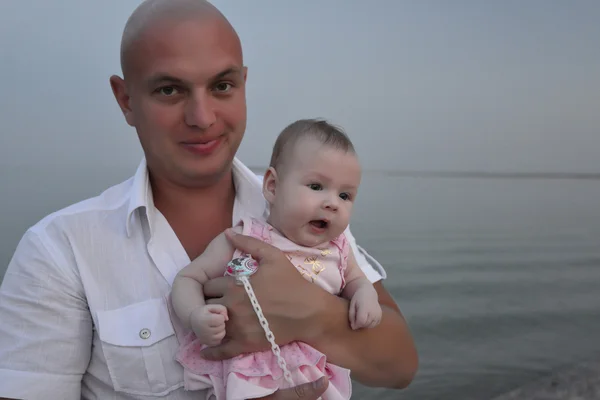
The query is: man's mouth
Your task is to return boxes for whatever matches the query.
[188,140,216,148]
[182,136,221,145]
[181,137,223,155]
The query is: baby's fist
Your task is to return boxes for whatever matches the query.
[190,304,229,346]
[349,287,382,330]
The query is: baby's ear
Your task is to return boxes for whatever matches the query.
[262,167,278,204]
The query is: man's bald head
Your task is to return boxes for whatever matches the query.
[120,0,239,77]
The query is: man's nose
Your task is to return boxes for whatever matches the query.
[184,92,216,129]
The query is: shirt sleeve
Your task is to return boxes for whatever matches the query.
[0,229,93,400]
[344,226,387,283]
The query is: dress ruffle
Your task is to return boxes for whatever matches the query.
[175,332,351,400]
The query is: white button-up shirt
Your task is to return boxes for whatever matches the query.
[0,158,386,400]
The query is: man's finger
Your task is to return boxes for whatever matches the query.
[264,376,329,399]
[200,339,245,361]
[203,276,231,298]
[349,301,356,330]
[205,297,225,306]
[224,228,278,262]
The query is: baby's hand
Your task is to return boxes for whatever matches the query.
[349,286,382,330]
[190,304,229,346]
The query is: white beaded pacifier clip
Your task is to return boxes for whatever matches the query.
[225,256,295,387]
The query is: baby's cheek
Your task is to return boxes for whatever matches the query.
[343,205,353,218]
[292,198,311,215]
[340,210,353,228]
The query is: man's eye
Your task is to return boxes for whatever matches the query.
[157,86,179,96]
[308,183,322,191]
[339,193,351,201]
[214,82,233,92]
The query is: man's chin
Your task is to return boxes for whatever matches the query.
[180,158,234,188]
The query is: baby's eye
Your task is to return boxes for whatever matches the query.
[339,193,351,201]
[308,183,322,191]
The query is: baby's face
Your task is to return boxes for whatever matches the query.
[269,137,361,247]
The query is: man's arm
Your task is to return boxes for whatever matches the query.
[321,228,417,386]
[303,280,418,388]
[201,230,418,389]
[0,230,92,400]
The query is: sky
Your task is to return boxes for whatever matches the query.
[0,0,599,174]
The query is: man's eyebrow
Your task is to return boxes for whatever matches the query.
[212,66,244,81]
[146,75,186,88]
[146,67,243,88]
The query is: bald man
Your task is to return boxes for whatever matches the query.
[0,1,418,399]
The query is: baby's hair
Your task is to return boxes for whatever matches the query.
[269,118,355,171]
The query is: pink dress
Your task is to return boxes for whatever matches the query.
[170,217,352,400]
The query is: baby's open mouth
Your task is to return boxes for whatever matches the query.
[310,220,328,229]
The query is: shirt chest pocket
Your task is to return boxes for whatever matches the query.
[96,296,184,396]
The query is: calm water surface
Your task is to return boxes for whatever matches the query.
[351,175,600,399]
[2,167,600,399]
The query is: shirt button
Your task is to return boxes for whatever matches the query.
[139,328,151,340]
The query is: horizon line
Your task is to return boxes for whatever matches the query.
[246,166,600,180]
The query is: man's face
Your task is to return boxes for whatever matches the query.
[112,16,247,187]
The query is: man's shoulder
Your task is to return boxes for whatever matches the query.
[231,158,269,219]
[29,176,134,238]
[232,158,264,183]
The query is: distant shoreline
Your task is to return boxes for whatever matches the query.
[247,167,600,180]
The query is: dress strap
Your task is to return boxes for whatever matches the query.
[233,217,273,261]
[248,217,273,244]
[330,233,349,293]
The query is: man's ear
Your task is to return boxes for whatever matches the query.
[110,75,135,127]
[262,167,278,204]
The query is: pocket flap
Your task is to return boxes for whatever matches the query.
[96,297,175,347]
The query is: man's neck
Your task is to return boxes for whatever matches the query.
[151,170,235,215]
[149,168,236,259]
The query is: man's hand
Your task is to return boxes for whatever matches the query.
[349,285,382,330]
[189,304,228,346]
[200,229,418,389]
[258,376,329,399]
[200,228,324,361]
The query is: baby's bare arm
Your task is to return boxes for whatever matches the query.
[171,229,237,330]
[341,251,382,330]
[341,251,376,300]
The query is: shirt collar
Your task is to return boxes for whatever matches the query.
[125,157,267,238]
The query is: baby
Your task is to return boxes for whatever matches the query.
[170,119,382,400]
